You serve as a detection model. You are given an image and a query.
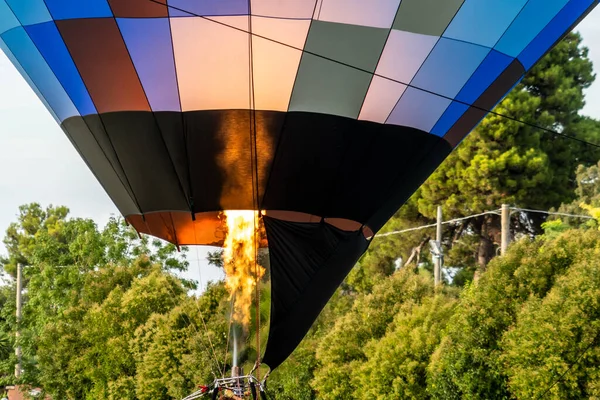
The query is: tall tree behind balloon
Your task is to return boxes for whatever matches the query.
[384,31,600,274]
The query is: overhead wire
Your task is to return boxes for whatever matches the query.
[190,226,227,377]
[147,0,600,150]
[375,207,596,238]
[510,207,595,220]
[375,210,501,237]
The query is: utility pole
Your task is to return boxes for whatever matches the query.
[15,263,22,379]
[501,204,511,255]
[434,206,443,286]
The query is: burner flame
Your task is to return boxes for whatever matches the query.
[222,210,265,328]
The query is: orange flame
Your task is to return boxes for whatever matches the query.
[222,210,265,327]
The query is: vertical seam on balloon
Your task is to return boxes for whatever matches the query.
[14,1,142,215]
[382,0,467,125]
[165,10,195,219]
[257,0,321,210]
[108,8,193,216]
[248,0,263,374]
[40,2,147,216]
[248,7,259,214]
[355,0,403,120]
[437,1,531,141]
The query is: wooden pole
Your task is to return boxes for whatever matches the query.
[435,206,443,286]
[15,263,22,379]
[501,204,510,255]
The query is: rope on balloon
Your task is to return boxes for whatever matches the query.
[246,0,263,379]
[146,0,600,151]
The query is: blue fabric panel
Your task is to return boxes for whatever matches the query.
[117,18,181,111]
[0,37,59,122]
[6,0,52,26]
[168,0,248,16]
[444,0,527,48]
[44,0,112,20]
[519,0,596,69]
[387,87,451,134]
[431,101,469,136]
[26,21,96,116]
[0,1,19,35]
[495,0,569,57]
[1,27,78,121]
[456,50,513,104]
[411,37,490,99]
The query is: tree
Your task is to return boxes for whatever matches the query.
[427,229,600,399]
[311,268,434,399]
[353,294,457,400]
[0,203,191,396]
[501,254,600,399]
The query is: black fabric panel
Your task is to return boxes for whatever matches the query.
[261,113,353,217]
[100,112,189,212]
[261,216,369,369]
[366,139,452,231]
[260,112,450,224]
[324,123,449,225]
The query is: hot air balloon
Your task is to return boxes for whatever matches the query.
[0,0,597,391]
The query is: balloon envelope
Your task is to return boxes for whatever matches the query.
[0,0,597,369]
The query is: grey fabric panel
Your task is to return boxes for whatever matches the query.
[61,117,140,216]
[100,112,189,213]
[393,0,465,36]
[82,114,137,203]
[304,21,388,72]
[288,53,372,118]
[154,113,191,202]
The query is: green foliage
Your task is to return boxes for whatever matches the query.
[354,295,457,400]
[427,230,600,399]
[311,269,434,399]
[501,255,600,399]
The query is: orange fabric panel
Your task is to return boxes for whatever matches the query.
[128,210,371,246]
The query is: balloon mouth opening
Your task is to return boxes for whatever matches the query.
[125,209,373,247]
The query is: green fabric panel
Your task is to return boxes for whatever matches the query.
[304,20,388,72]
[289,53,372,118]
[393,0,465,36]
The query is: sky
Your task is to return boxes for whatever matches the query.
[0,10,600,290]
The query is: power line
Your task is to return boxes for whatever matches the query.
[375,207,595,238]
[147,0,600,150]
[375,210,501,237]
[511,207,595,220]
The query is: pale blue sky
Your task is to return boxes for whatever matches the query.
[0,11,599,289]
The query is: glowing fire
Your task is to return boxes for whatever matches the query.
[222,210,265,327]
